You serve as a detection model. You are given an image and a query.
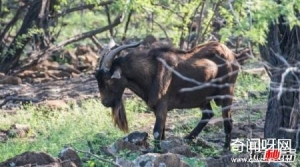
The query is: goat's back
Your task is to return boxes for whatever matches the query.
[161,42,240,109]
[183,41,237,62]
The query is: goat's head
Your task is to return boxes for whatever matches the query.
[94,38,141,132]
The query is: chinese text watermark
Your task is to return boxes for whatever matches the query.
[231,138,296,163]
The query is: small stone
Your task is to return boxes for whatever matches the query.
[58,147,81,167]
[38,100,69,110]
[0,132,8,142]
[8,124,30,138]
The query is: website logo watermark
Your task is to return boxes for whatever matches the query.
[231,138,296,163]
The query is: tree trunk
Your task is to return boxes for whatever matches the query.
[0,0,2,14]
[0,0,57,74]
[259,16,300,149]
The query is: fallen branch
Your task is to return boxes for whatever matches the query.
[75,149,121,167]
[13,14,124,75]
[49,14,123,52]
[90,36,103,51]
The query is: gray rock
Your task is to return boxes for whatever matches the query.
[123,131,149,148]
[107,131,150,155]
[133,153,189,167]
[58,147,81,167]
[116,157,134,167]
[0,151,59,166]
[161,136,198,157]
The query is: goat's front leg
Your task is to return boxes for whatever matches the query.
[153,104,168,153]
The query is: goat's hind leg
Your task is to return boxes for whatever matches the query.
[215,98,233,151]
[184,103,214,140]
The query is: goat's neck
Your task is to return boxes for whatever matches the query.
[119,53,154,103]
[127,81,148,101]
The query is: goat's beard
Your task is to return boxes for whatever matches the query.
[112,99,128,132]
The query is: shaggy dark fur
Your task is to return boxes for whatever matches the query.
[95,41,248,151]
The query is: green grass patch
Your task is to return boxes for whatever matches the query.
[0,99,152,162]
[124,98,149,113]
[192,146,221,157]
[235,72,269,104]
[182,157,206,167]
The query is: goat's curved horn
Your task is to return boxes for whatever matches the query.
[100,41,142,71]
[98,38,117,70]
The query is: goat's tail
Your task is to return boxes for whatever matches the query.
[112,100,129,133]
[235,48,251,65]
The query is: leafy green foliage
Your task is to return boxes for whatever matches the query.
[2,0,300,64]
[218,0,300,44]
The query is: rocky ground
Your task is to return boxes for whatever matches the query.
[1,43,290,166]
[0,72,277,167]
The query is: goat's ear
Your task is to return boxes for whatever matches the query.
[111,68,122,79]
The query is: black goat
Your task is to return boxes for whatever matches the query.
[95,39,247,151]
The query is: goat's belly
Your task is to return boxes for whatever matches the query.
[169,92,209,109]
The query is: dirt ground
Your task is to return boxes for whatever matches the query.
[0,61,277,166]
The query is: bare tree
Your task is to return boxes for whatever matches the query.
[259,15,300,149]
[0,0,118,74]
[0,0,57,73]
